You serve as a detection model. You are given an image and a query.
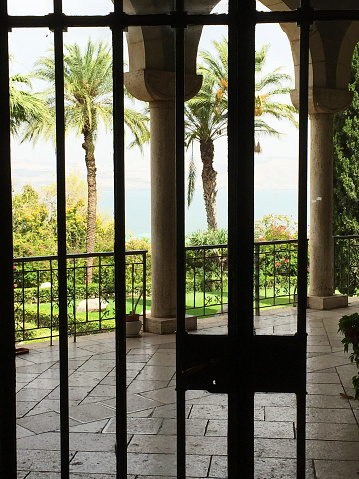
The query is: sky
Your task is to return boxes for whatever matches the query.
[8,0,300,237]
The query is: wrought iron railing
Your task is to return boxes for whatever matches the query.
[185,239,300,317]
[334,235,359,296]
[14,250,147,344]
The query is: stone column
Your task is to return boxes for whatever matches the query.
[124,70,201,332]
[307,113,340,307]
[149,100,177,318]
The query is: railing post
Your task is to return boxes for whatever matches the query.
[254,243,260,316]
[142,251,147,332]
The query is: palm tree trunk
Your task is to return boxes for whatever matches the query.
[83,129,97,283]
[200,137,218,230]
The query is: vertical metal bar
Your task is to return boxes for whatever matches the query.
[52,1,69,477]
[112,2,127,477]
[142,251,147,332]
[297,1,310,477]
[50,259,54,345]
[0,0,17,475]
[228,0,255,477]
[174,2,187,478]
[254,243,260,316]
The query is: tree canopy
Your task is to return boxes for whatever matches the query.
[333,43,359,235]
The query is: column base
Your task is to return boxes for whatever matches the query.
[145,314,197,334]
[307,294,348,310]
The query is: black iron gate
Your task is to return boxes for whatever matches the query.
[1,1,359,478]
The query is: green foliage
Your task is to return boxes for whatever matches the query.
[333,43,359,235]
[338,313,359,400]
[186,228,228,246]
[254,214,298,242]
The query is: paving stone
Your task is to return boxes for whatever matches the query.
[103,393,163,413]
[104,417,163,435]
[307,439,359,460]
[139,386,176,404]
[69,403,116,422]
[314,459,359,479]
[135,365,175,381]
[128,434,176,454]
[17,412,70,434]
[70,418,109,433]
[159,418,207,436]
[306,407,356,424]
[68,371,109,388]
[254,438,297,458]
[47,386,92,403]
[146,351,176,366]
[17,450,73,473]
[186,435,227,455]
[189,404,228,420]
[307,372,340,384]
[16,401,38,418]
[255,393,296,407]
[16,388,54,402]
[126,379,169,394]
[17,424,35,439]
[307,383,344,396]
[69,451,115,474]
[307,352,351,372]
[306,422,359,441]
[306,393,353,408]
[24,399,60,416]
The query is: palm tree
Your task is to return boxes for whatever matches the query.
[186,38,298,230]
[9,72,49,136]
[24,39,149,280]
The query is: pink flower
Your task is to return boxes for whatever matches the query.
[285,259,289,263]
[13,284,17,288]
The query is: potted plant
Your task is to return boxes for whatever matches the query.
[338,312,359,400]
[126,291,143,337]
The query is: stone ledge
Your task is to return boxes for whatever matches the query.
[307,294,348,310]
[145,314,197,335]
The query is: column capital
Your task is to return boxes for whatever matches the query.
[290,87,353,115]
[124,69,202,102]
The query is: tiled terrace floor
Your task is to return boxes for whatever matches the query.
[15,301,359,478]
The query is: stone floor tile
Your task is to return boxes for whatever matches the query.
[17,412,79,435]
[128,434,176,454]
[255,393,296,407]
[307,439,359,460]
[264,406,296,422]
[103,393,164,414]
[254,438,297,458]
[69,451,115,475]
[307,336,330,346]
[23,378,60,390]
[76,359,115,373]
[190,393,227,406]
[206,419,227,437]
[104,417,163,435]
[186,435,227,455]
[16,388,53,402]
[70,418,109,433]
[139,386,176,405]
[307,345,332,354]
[24,399,60,416]
[87,384,116,398]
[69,403,116,422]
[306,422,359,441]
[16,372,41,383]
[126,361,146,371]
[126,379,169,394]
[135,365,175,381]
[189,404,228,420]
[16,401,38,418]
[306,393,352,408]
[47,386,92,403]
[255,421,295,439]
[68,371,109,388]
[17,424,35,439]
[306,407,356,424]
[307,372,340,384]
[314,459,359,479]
[307,351,351,372]
[336,363,359,387]
[146,351,176,367]
[17,450,71,473]
[158,418,207,436]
